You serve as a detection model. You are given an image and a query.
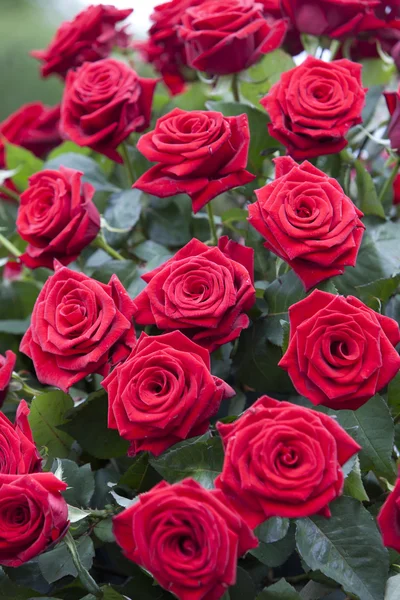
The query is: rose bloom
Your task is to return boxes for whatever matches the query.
[32,4,133,78]
[133,108,255,213]
[0,400,42,474]
[60,58,158,163]
[0,350,16,407]
[17,167,100,270]
[248,157,365,290]
[0,472,68,567]
[113,479,258,600]
[103,331,234,456]
[385,86,400,151]
[261,56,366,159]
[132,237,255,351]
[215,396,360,526]
[394,173,400,204]
[20,264,136,392]
[179,0,288,75]
[279,290,400,410]
[378,469,400,552]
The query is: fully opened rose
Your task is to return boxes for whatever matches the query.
[113,479,258,600]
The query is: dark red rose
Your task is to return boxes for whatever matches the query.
[20,264,136,392]
[133,108,255,213]
[132,237,255,351]
[378,470,400,552]
[103,331,234,456]
[0,400,42,474]
[260,0,282,16]
[279,290,400,410]
[32,4,132,78]
[385,86,400,151]
[0,350,16,407]
[113,478,258,600]
[0,472,68,567]
[215,395,360,526]
[394,173,400,204]
[179,0,288,76]
[248,157,365,290]
[261,57,366,160]
[60,59,157,163]
[17,167,100,270]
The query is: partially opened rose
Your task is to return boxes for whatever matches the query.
[113,479,258,600]
[215,396,360,526]
[385,86,400,151]
[378,470,400,552]
[103,331,234,456]
[0,401,42,474]
[248,157,365,290]
[0,350,16,407]
[279,290,400,410]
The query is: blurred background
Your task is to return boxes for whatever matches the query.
[0,0,152,120]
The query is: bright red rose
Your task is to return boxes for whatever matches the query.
[215,395,360,526]
[103,331,234,456]
[32,4,133,78]
[132,237,255,351]
[60,59,157,163]
[20,264,136,392]
[0,400,42,474]
[133,108,255,213]
[179,0,288,76]
[17,167,100,269]
[378,469,400,552]
[0,350,16,407]
[113,479,258,600]
[279,290,400,410]
[385,86,400,151]
[261,57,366,160]
[0,472,68,567]
[248,157,365,290]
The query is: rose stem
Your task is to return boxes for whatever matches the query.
[0,233,22,257]
[0,185,20,202]
[377,156,400,205]
[206,201,219,246]
[12,373,42,398]
[120,141,136,186]
[64,532,103,598]
[92,233,125,261]
[231,73,241,103]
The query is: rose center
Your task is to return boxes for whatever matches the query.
[178,535,199,557]
[331,340,349,358]
[279,446,299,468]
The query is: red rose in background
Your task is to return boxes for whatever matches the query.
[0,400,42,474]
[3,261,23,282]
[261,57,366,159]
[133,108,255,213]
[20,264,136,392]
[132,237,255,351]
[378,470,400,552]
[385,87,400,151]
[113,479,258,600]
[215,396,360,526]
[0,350,16,407]
[32,4,133,78]
[103,331,234,456]
[60,59,157,163]
[394,173,400,204]
[0,472,68,567]
[17,167,100,269]
[179,0,288,75]
[248,157,365,290]
[279,290,400,410]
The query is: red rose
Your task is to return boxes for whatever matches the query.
[113,479,258,600]
[31,4,133,78]
[261,57,366,159]
[215,395,360,526]
[133,108,255,213]
[0,350,16,407]
[248,157,365,290]
[0,472,68,567]
[179,0,288,76]
[279,290,400,410]
[60,59,157,163]
[394,173,400,204]
[378,470,400,552]
[3,261,23,282]
[17,167,100,270]
[103,331,234,456]
[385,86,400,151]
[20,264,136,392]
[0,400,42,474]
[132,237,255,351]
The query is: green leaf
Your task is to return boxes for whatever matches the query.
[343,457,369,502]
[256,578,301,600]
[296,496,389,600]
[61,390,129,459]
[28,391,74,459]
[133,240,170,262]
[53,459,95,507]
[354,159,385,218]
[255,518,290,544]
[280,320,290,353]
[38,536,94,584]
[5,142,44,190]
[250,522,296,568]
[0,200,18,238]
[385,575,400,599]
[221,208,249,224]
[44,153,119,192]
[388,371,400,415]
[0,317,31,334]
[94,519,115,544]
[355,274,400,308]
[68,505,91,523]
[118,453,160,493]
[362,86,385,127]
[229,567,256,600]
[91,259,137,289]
[0,567,37,600]
[264,270,306,346]
[361,58,396,86]
[104,189,143,246]
[47,141,91,159]
[146,195,192,247]
[150,435,224,489]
